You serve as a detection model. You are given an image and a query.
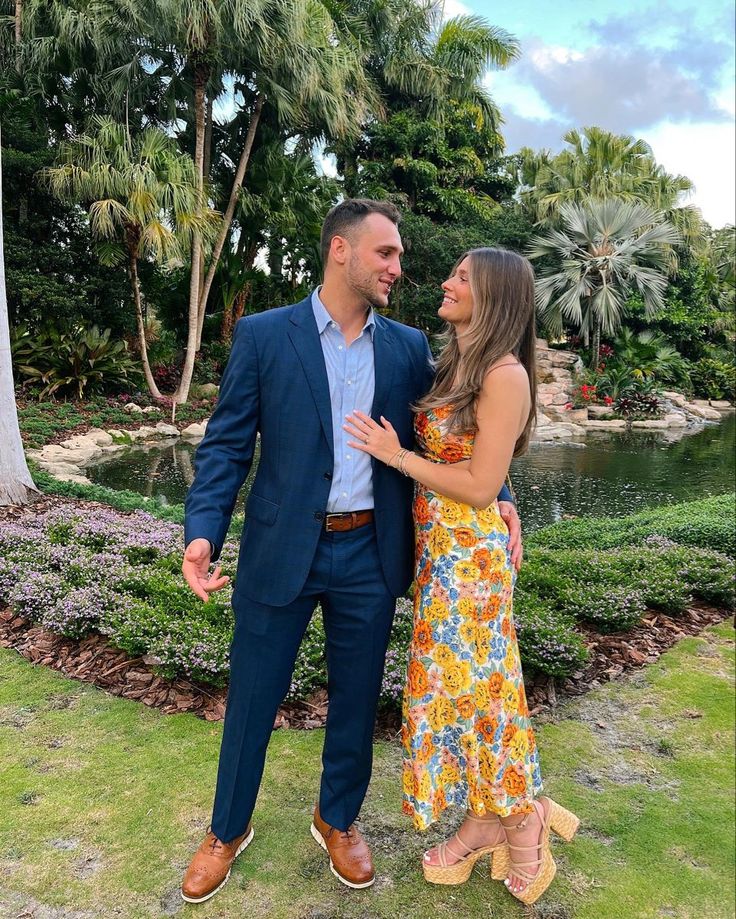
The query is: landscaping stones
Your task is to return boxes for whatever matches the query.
[582,420,628,430]
[123,402,145,414]
[198,383,220,398]
[181,421,208,440]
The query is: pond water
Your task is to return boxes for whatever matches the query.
[85,413,735,533]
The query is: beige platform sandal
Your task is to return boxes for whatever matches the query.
[493,797,580,904]
[422,812,508,886]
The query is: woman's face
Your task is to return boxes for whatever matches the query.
[438,256,474,332]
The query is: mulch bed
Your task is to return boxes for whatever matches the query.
[1,601,731,735]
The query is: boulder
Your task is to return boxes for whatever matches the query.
[155,422,180,437]
[181,421,208,440]
[663,412,688,428]
[582,419,627,430]
[710,400,734,411]
[124,402,145,414]
[685,403,721,421]
[198,383,220,398]
[662,390,688,408]
[81,428,114,446]
[127,425,159,442]
[40,444,101,465]
[587,405,616,420]
[631,419,671,429]
[52,472,92,485]
[142,405,161,414]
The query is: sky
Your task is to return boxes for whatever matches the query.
[444,0,735,228]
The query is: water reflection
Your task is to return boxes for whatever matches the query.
[85,415,735,532]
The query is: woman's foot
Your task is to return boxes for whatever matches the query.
[423,812,506,867]
[500,798,549,894]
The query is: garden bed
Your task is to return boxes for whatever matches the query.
[0,492,733,730]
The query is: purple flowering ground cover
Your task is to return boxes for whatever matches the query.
[0,497,733,705]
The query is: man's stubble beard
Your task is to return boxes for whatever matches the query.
[346,253,386,310]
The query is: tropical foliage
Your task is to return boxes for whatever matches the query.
[530,199,680,365]
[0,3,732,402]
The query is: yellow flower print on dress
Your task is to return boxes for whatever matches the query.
[427,696,456,732]
[442,660,472,696]
[455,559,480,582]
[429,527,453,558]
[425,597,450,622]
[439,499,469,527]
[433,643,456,667]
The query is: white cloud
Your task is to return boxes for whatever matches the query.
[440,0,472,19]
[646,121,735,228]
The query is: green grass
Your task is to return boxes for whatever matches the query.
[1,622,733,918]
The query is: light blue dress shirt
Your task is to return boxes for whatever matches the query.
[312,288,376,512]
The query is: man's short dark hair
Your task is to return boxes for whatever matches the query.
[320,198,401,266]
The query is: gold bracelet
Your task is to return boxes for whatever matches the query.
[388,448,403,469]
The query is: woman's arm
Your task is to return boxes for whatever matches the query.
[345,363,530,508]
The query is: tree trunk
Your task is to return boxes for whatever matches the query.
[174,62,208,405]
[0,137,37,506]
[14,0,22,69]
[590,315,602,368]
[196,94,265,348]
[128,247,162,399]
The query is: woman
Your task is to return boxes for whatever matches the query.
[344,247,579,905]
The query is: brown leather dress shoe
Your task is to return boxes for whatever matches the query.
[311,806,375,889]
[180,824,254,904]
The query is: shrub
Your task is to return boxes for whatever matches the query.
[689,357,736,402]
[12,323,140,399]
[513,593,588,676]
[559,582,647,632]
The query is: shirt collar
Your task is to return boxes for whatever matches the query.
[311,287,376,340]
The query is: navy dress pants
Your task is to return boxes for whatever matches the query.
[210,523,396,843]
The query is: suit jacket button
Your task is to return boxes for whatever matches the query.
[314,511,324,521]
[323,471,333,480]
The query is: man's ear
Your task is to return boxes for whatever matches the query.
[330,234,349,266]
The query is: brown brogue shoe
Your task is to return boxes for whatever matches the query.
[311,806,375,889]
[180,824,254,904]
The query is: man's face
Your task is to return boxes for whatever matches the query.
[343,214,404,309]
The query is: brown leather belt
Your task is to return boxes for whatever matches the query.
[323,510,374,532]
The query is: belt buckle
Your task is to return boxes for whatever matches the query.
[324,514,336,533]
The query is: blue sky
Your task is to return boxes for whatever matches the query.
[446,0,735,227]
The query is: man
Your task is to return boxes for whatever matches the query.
[180,199,522,903]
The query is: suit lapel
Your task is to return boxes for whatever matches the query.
[371,315,395,420]
[288,297,334,453]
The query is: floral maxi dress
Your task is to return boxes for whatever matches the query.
[401,405,543,830]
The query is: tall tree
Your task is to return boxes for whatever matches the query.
[520,127,704,248]
[0,138,37,506]
[43,117,216,398]
[529,198,680,365]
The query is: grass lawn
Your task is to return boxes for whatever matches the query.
[0,621,733,919]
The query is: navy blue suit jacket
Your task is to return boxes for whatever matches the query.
[185,295,436,606]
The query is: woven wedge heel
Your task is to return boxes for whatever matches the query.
[548,799,580,842]
[496,797,580,905]
[422,813,507,886]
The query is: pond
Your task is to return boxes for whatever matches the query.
[85,413,735,533]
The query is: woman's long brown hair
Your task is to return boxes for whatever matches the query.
[414,247,538,456]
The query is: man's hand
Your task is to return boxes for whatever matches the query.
[497,500,523,572]
[182,538,230,602]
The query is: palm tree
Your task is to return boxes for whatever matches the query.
[43,117,216,398]
[330,3,519,193]
[520,127,704,248]
[529,198,680,366]
[0,136,37,506]
[151,0,379,403]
